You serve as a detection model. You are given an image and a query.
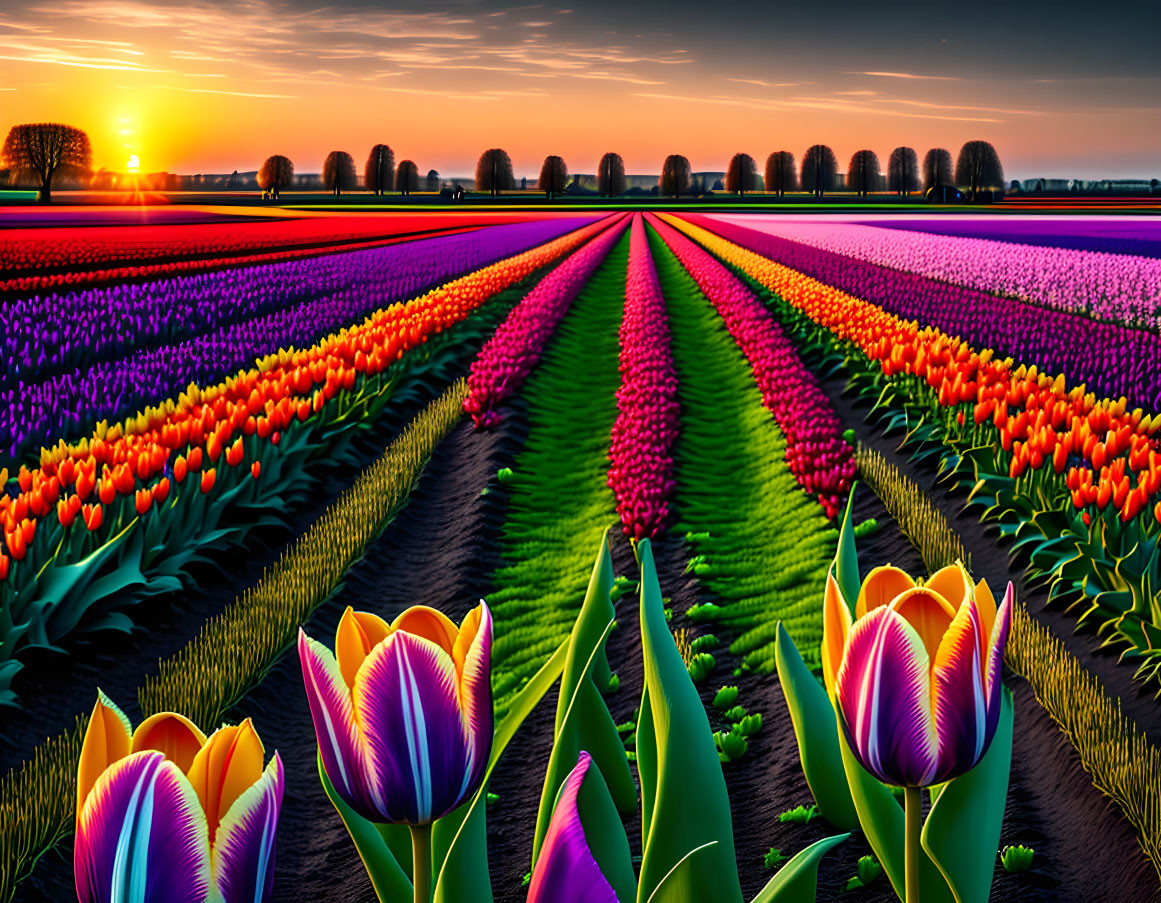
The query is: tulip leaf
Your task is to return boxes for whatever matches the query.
[773,623,858,830]
[831,483,860,615]
[433,798,491,903]
[749,833,850,903]
[636,539,744,903]
[921,686,1014,903]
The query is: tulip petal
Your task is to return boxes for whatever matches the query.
[187,719,265,845]
[75,751,212,903]
[973,579,998,647]
[212,753,283,903]
[78,691,134,823]
[354,630,471,824]
[335,607,392,690]
[821,573,852,699]
[527,752,620,903]
[855,566,915,618]
[391,605,459,656]
[888,588,956,665]
[298,628,379,820]
[836,606,939,787]
[131,712,208,775]
[986,584,1014,702]
[923,563,972,612]
[455,602,494,795]
[931,600,990,779]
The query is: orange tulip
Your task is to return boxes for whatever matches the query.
[83,504,104,532]
[200,468,217,495]
[251,460,261,480]
[135,489,152,516]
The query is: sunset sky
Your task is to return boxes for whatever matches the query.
[0,0,1158,180]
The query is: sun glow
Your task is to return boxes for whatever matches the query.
[126,154,140,171]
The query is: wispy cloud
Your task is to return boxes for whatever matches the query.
[851,70,961,80]
[725,77,800,88]
[180,87,296,98]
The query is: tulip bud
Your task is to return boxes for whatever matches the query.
[187,447,203,472]
[83,504,104,532]
[200,468,216,495]
[251,460,261,480]
[98,479,116,506]
[174,456,188,484]
[58,498,77,528]
[152,478,170,505]
[206,434,222,464]
[226,438,244,468]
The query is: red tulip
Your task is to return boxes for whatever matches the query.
[187,447,203,472]
[226,438,244,468]
[83,504,104,532]
[135,489,152,516]
[174,456,188,484]
[153,478,170,505]
[251,461,261,480]
[98,478,116,506]
[0,553,8,581]
[200,468,216,495]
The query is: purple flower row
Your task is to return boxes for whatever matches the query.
[463,215,630,428]
[691,214,1161,413]
[606,215,680,539]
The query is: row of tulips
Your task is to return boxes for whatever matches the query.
[1,218,596,463]
[664,215,1161,522]
[691,214,1161,412]
[718,216,1161,330]
[605,214,680,539]
[649,215,855,519]
[463,213,630,427]
[874,217,1161,260]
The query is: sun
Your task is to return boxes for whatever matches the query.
[126,154,140,172]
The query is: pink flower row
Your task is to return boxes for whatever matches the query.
[647,214,855,519]
[463,214,630,428]
[607,215,680,539]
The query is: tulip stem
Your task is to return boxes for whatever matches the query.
[410,823,433,903]
[905,785,922,903]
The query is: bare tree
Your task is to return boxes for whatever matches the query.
[846,150,881,197]
[597,152,626,197]
[887,146,919,196]
[922,148,953,192]
[725,152,758,195]
[2,123,91,203]
[539,155,568,199]
[396,159,419,195]
[764,151,797,196]
[659,154,691,198]
[955,140,1004,200]
[426,169,440,191]
[801,144,838,197]
[364,144,395,195]
[322,151,356,196]
[476,148,515,197]
[257,154,294,199]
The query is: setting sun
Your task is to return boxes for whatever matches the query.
[126,154,140,171]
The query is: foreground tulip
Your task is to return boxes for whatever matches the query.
[298,601,493,903]
[74,692,283,903]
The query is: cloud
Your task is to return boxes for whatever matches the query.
[180,87,296,98]
[725,77,801,87]
[573,70,664,85]
[851,70,961,80]
[634,91,1002,122]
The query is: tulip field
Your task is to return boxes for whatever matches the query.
[2,207,1161,903]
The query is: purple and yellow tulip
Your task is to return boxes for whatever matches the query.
[822,562,1012,788]
[74,692,283,903]
[297,601,493,826]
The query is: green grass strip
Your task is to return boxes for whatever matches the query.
[488,232,628,717]
[648,226,834,673]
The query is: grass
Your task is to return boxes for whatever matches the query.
[487,231,628,717]
[650,225,835,672]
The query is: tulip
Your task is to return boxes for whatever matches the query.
[298,602,493,903]
[200,468,216,495]
[74,692,282,903]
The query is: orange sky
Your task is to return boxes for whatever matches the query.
[1,1,1158,180]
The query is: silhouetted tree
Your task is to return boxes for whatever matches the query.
[887,146,919,195]
[597,152,626,197]
[955,140,1004,200]
[396,159,419,195]
[476,148,514,197]
[801,144,837,197]
[539,154,568,199]
[846,150,881,197]
[922,148,953,192]
[659,154,691,198]
[426,169,440,191]
[257,154,293,199]
[364,144,395,195]
[2,123,91,203]
[764,151,796,196]
[725,152,758,195]
[322,151,356,196]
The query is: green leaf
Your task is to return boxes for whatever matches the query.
[433,798,490,903]
[922,687,1014,903]
[749,833,849,903]
[774,624,858,830]
[831,483,860,615]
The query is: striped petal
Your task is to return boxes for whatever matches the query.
[527,752,620,903]
[985,583,1014,704]
[187,719,265,845]
[835,606,939,787]
[931,598,990,780]
[973,578,998,646]
[78,691,133,823]
[855,566,916,618]
[392,605,460,655]
[354,630,472,824]
[75,751,211,903]
[335,607,392,690]
[131,712,208,775]
[821,573,852,700]
[212,754,283,903]
[454,601,494,796]
[297,628,379,820]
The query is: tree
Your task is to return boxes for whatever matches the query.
[426,169,440,192]
[846,150,881,197]
[659,154,691,198]
[2,123,91,203]
[922,148,953,192]
[764,151,797,196]
[597,152,626,197]
[887,146,919,196]
[322,151,356,196]
[476,148,514,197]
[725,153,758,195]
[539,155,568,199]
[801,144,837,197]
[364,144,395,195]
[955,140,1004,200]
[257,154,294,199]
[396,159,419,195]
